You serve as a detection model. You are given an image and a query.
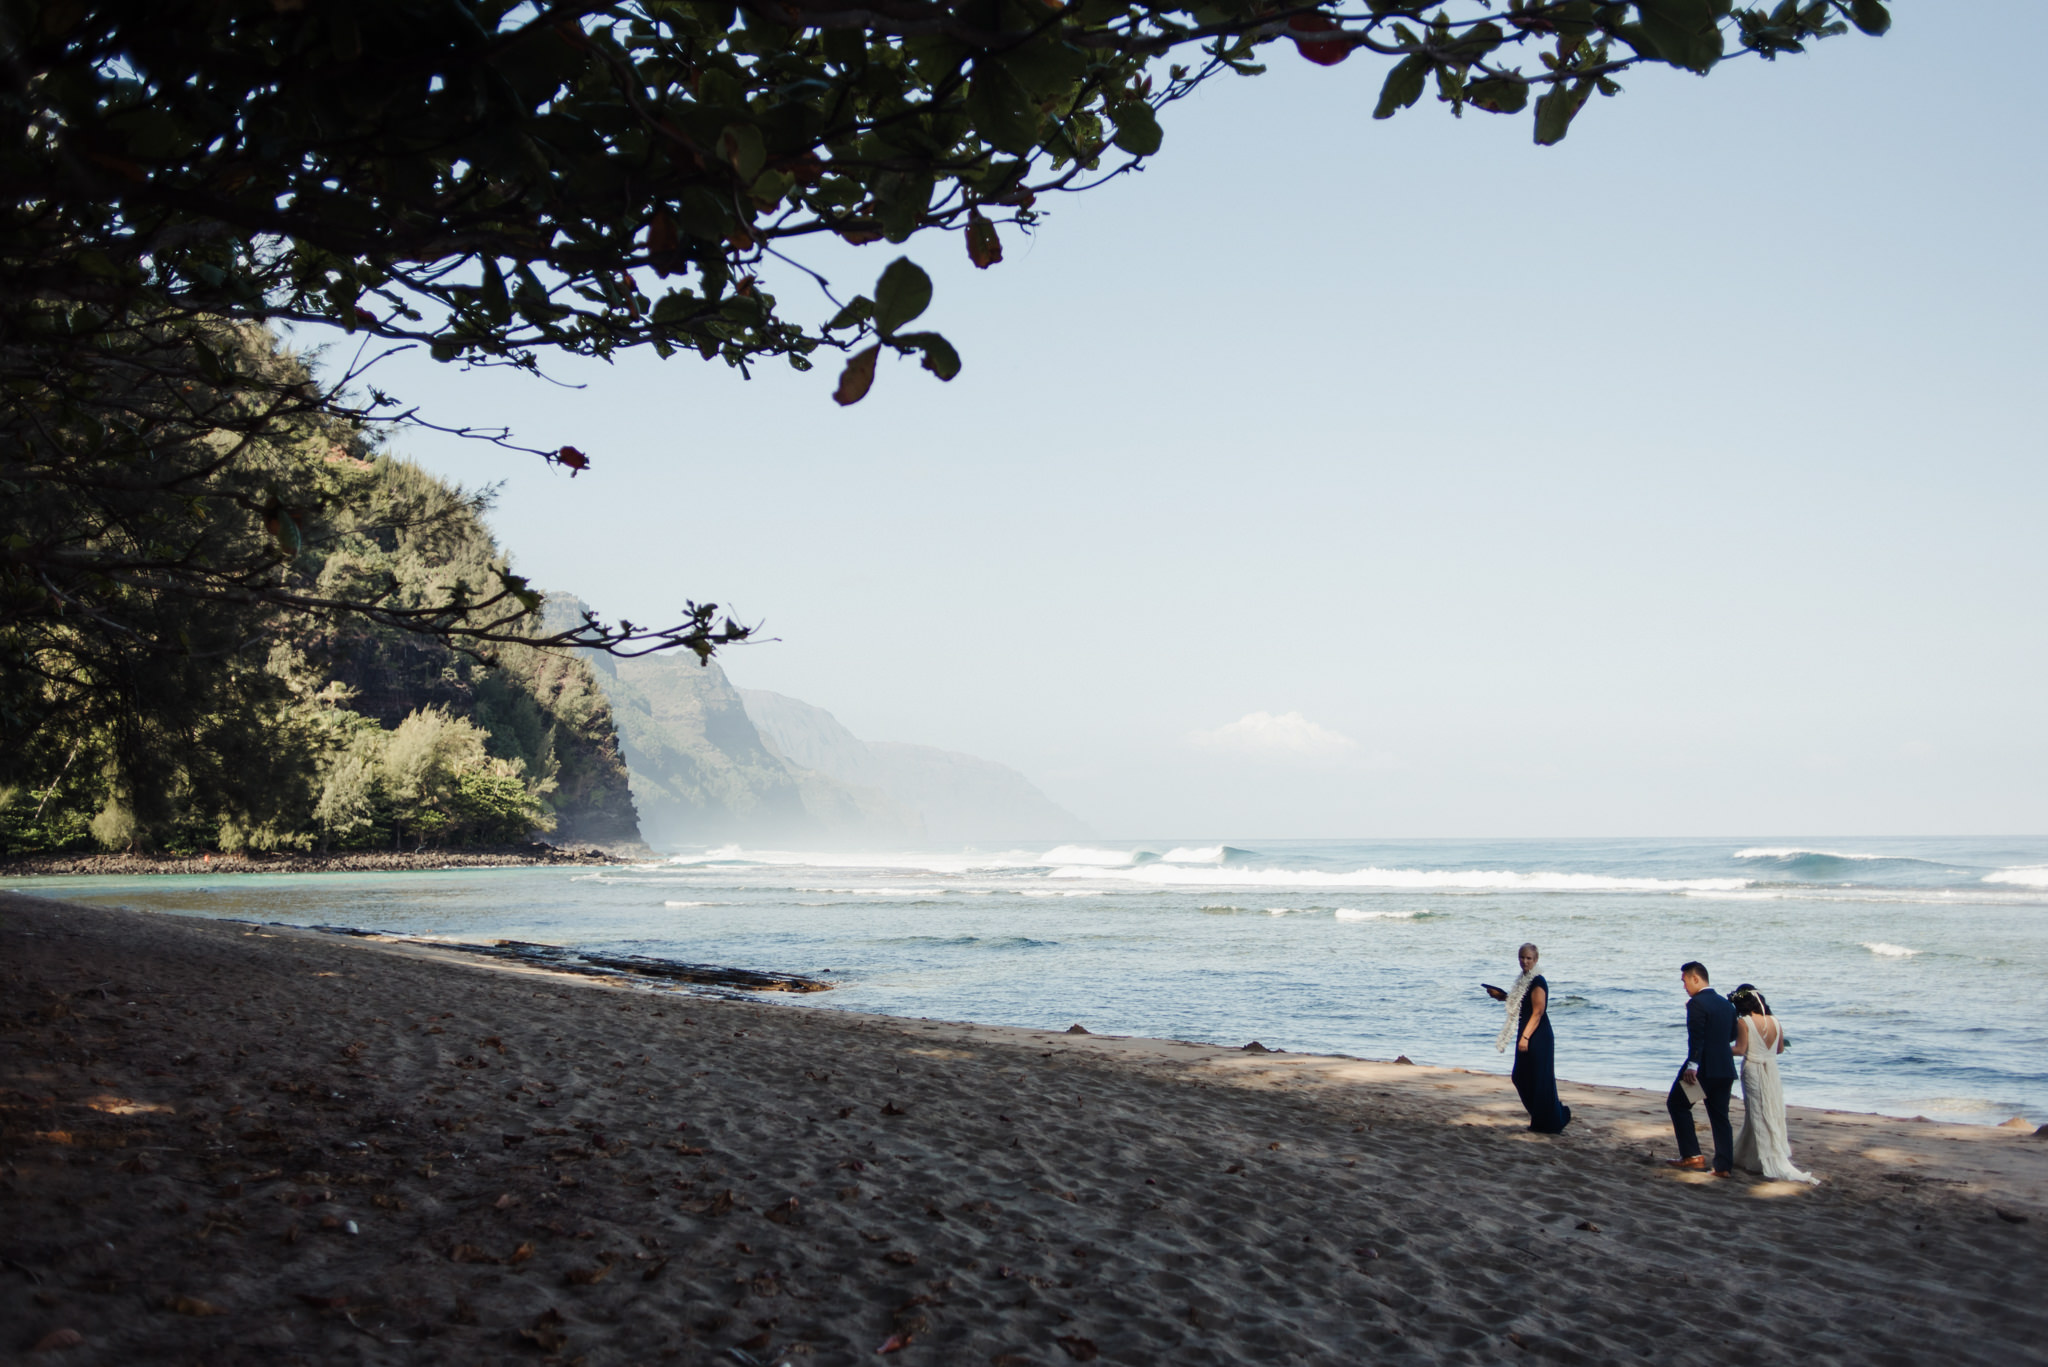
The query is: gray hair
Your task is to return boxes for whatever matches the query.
[1519,942,1539,959]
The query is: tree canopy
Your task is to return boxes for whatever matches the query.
[2,0,1888,772]
[9,0,1888,398]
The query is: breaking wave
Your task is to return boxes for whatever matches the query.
[1732,847,1957,878]
[1047,863,1749,892]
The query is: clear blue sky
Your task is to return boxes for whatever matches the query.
[312,3,2048,838]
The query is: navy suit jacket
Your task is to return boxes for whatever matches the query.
[1685,988,1738,1081]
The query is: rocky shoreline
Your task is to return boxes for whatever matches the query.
[0,843,636,878]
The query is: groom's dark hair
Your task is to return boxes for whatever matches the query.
[1680,961,1709,982]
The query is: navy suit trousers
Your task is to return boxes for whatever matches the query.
[1668,1072,1735,1172]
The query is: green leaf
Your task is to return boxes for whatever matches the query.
[1633,0,1726,73]
[893,331,961,381]
[1848,0,1890,36]
[1465,75,1528,115]
[719,123,767,184]
[480,258,511,324]
[1373,55,1430,119]
[825,295,875,332]
[872,258,932,336]
[966,62,1042,156]
[1108,102,1164,156]
[1533,78,1593,145]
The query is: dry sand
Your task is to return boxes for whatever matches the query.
[3,891,2043,1365]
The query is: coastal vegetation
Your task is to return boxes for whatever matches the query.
[0,331,639,855]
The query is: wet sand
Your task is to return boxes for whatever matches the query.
[3,891,2043,1365]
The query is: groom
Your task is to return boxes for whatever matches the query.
[1667,960,1737,1176]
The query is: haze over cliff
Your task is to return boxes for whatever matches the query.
[553,597,1085,850]
[738,689,1090,846]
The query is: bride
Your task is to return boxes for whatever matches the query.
[1729,984,1819,1184]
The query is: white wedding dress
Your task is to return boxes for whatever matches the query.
[1732,1015,1819,1184]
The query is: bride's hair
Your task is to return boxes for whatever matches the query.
[1729,984,1772,1017]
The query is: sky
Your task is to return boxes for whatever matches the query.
[302,3,2048,839]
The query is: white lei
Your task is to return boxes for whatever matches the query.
[1494,968,1536,1053]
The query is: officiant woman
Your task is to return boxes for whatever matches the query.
[1489,943,1572,1134]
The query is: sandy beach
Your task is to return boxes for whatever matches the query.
[3,891,2042,1365]
[0,847,631,880]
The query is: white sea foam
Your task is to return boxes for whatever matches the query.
[1984,866,2048,888]
[1161,845,1230,864]
[1334,908,1419,921]
[1862,942,1919,958]
[1038,844,1162,867]
[1045,862,1749,892]
[660,847,1046,874]
[1685,887,2044,907]
[1735,846,1896,861]
[662,900,713,908]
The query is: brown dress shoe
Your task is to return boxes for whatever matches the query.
[1713,1169,1735,1179]
[1667,1156,1708,1171]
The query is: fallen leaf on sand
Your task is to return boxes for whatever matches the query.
[1994,1208,2029,1224]
[449,1243,497,1264]
[995,1265,1017,1279]
[1576,1221,1601,1233]
[165,1295,225,1316]
[1509,1331,1530,1348]
[511,1241,537,1264]
[861,1231,890,1243]
[1355,1247,1380,1260]
[839,1159,867,1171]
[495,1193,519,1209]
[884,1250,918,1266]
[838,1186,861,1200]
[875,1332,912,1354]
[295,1293,349,1309]
[765,1197,800,1224]
[565,1260,616,1286]
[641,1258,670,1282]
[880,1102,906,1117]
[1225,1164,1244,1175]
[31,1328,84,1351]
[993,1356,1035,1367]
[739,1330,773,1350]
[1056,1334,1100,1361]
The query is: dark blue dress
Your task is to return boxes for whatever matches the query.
[1511,974,1572,1134]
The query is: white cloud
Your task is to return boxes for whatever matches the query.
[1188,710,1357,759]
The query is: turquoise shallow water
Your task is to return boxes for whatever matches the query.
[12,835,2046,1126]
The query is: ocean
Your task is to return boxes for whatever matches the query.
[14,836,2046,1126]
